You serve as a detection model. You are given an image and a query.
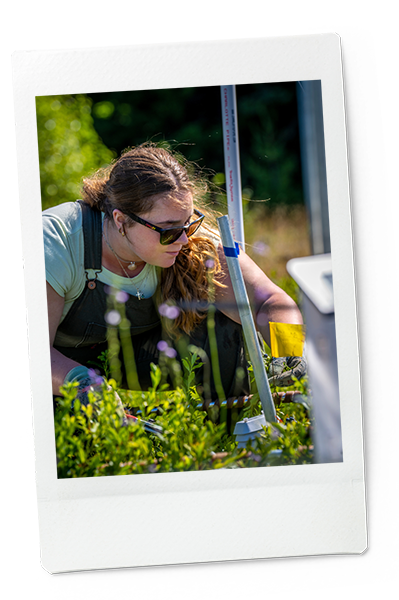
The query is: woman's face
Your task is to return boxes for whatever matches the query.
[115,192,194,268]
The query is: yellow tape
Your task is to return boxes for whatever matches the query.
[269,322,306,357]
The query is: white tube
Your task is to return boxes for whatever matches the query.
[217,215,276,423]
[220,85,245,250]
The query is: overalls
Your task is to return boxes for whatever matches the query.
[53,201,250,401]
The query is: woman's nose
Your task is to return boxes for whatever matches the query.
[177,230,189,244]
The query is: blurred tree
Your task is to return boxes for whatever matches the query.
[36,95,116,210]
[237,83,303,205]
[86,83,303,209]
[36,84,304,212]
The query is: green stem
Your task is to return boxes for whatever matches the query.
[207,304,225,401]
[119,315,141,391]
[114,293,140,390]
[107,325,122,386]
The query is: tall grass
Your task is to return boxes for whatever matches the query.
[244,205,311,304]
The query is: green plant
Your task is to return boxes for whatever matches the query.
[54,346,313,477]
[181,349,204,401]
[55,380,155,478]
[87,350,113,379]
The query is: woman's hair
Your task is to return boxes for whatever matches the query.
[82,142,225,336]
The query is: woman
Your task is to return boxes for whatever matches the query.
[44,143,303,413]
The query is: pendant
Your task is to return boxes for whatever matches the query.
[128,262,136,271]
[136,290,144,300]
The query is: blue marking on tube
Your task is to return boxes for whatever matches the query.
[223,242,240,257]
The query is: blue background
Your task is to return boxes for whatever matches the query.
[11,24,399,600]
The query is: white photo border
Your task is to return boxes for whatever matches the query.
[12,34,367,573]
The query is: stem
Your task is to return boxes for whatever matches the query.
[107,325,122,386]
[114,292,141,390]
[119,314,141,391]
[207,304,225,402]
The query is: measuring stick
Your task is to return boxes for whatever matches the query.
[217,215,277,423]
[220,85,245,250]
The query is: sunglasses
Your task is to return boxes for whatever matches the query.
[125,208,205,245]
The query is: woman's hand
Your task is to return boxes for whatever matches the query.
[268,356,307,387]
[68,369,128,426]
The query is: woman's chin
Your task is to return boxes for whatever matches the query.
[156,255,178,268]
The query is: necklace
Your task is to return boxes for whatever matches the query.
[102,221,149,300]
[103,220,138,271]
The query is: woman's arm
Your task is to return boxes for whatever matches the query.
[46,282,81,395]
[214,245,303,348]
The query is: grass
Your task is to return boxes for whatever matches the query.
[244,205,311,277]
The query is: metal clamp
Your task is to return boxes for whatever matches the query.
[85,270,101,290]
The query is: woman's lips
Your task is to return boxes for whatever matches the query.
[165,249,180,256]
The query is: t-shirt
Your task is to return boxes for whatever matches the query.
[43,201,159,323]
[43,201,220,324]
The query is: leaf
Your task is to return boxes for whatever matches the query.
[181,358,190,372]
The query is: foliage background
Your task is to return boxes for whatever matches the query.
[36,82,312,281]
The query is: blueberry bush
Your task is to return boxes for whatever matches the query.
[54,347,313,478]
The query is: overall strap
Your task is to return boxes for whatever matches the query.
[77,200,102,287]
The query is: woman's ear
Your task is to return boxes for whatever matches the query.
[112,209,126,231]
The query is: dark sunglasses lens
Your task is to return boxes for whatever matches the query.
[160,216,204,245]
[161,229,184,245]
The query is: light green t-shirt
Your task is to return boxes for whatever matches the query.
[43,201,159,323]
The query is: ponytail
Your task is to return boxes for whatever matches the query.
[81,164,113,216]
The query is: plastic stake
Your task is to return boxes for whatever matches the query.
[217,215,276,423]
[220,85,245,251]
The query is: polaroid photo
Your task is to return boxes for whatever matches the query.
[12,34,367,573]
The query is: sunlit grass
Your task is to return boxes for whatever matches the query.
[244,204,311,281]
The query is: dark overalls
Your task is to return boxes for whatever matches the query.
[53,201,250,407]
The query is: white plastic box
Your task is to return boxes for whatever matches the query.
[287,253,343,463]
